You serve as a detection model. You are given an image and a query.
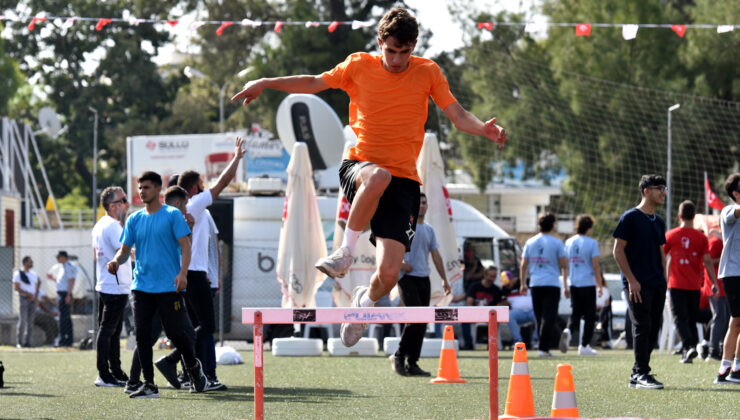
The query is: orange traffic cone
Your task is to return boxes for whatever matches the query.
[500,342,535,419]
[551,363,578,418]
[430,325,466,383]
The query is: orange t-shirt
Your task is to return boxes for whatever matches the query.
[321,53,457,183]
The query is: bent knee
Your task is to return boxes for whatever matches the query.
[363,168,392,192]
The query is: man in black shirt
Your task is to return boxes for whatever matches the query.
[613,174,667,390]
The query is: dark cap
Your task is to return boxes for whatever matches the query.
[56,250,68,259]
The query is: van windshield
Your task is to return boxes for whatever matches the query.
[498,238,521,279]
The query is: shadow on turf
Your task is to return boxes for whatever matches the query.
[187,386,358,403]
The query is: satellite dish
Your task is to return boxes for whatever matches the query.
[275,94,344,170]
[38,107,63,138]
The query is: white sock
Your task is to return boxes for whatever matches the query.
[720,359,732,374]
[359,290,376,308]
[341,227,361,255]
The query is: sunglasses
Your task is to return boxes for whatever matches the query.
[112,197,128,204]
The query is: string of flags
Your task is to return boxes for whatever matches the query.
[476,21,736,39]
[0,14,375,35]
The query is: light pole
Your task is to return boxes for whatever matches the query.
[666,103,680,229]
[184,66,229,133]
[88,106,99,350]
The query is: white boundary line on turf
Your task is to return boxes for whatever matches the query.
[242,306,509,324]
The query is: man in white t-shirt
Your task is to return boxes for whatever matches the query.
[154,137,244,392]
[13,256,40,348]
[91,186,132,387]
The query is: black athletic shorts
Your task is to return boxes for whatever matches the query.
[722,277,740,317]
[339,159,420,251]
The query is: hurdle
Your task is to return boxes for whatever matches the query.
[242,306,509,420]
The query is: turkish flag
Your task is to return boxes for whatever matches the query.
[477,22,493,31]
[274,21,284,33]
[96,18,112,31]
[671,25,686,38]
[575,24,591,37]
[328,21,340,33]
[216,22,233,36]
[706,178,725,210]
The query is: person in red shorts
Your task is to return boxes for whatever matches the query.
[664,200,718,364]
[231,8,507,347]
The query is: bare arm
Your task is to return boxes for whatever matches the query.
[430,249,450,295]
[592,256,604,297]
[175,235,192,292]
[519,258,529,294]
[209,136,247,200]
[559,256,570,299]
[231,75,329,106]
[703,253,719,296]
[14,281,35,301]
[613,238,642,303]
[443,102,507,148]
[108,243,132,274]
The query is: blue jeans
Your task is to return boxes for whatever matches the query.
[509,308,538,343]
[56,291,73,346]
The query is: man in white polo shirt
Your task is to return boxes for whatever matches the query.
[92,186,132,387]
[154,137,245,392]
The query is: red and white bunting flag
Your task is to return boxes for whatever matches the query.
[575,23,591,37]
[216,22,233,36]
[305,21,319,28]
[96,18,112,31]
[328,21,340,32]
[241,19,261,27]
[622,24,638,40]
[671,24,686,37]
[28,16,46,31]
[717,25,734,34]
[477,22,493,31]
[166,20,179,28]
[706,178,725,210]
[351,20,373,30]
[274,21,283,33]
[62,17,76,30]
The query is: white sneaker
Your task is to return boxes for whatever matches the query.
[538,350,553,357]
[315,247,353,279]
[578,344,598,355]
[340,286,369,347]
[559,328,571,353]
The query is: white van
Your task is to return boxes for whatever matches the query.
[227,194,522,340]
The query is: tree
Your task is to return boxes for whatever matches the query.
[0,22,22,115]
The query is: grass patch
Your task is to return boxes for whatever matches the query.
[1,346,739,419]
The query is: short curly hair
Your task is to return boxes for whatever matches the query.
[377,8,418,45]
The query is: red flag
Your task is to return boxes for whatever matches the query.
[96,18,112,31]
[575,23,591,37]
[328,21,340,33]
[274,21,283,33]
[671,25,686,38]
[706,178,725,210]
[477,22,493,31]
[28,16,46,31]
[166,20,179,28]
[337,196,351,224]
[216,22,233,36]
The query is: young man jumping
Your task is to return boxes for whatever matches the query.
[232,8,507,347]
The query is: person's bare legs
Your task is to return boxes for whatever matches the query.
[341,238,406,347]
[316,164,392,278]
[717,316,740,383]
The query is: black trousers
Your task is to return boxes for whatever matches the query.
[132,291,197,384]
[669,288,700,350]
[598,298,613,342]
[531,286,561,352]
[568,286,597,346]
[128,310,162,384]
[96,292,128,377]
[396,274,430,364]
[165,271,213,364]
[628,282,666,375]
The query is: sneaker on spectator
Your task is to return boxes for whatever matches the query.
[155,356,181,389]
[389,354,408,377]
[697,342,709,360]
[559,329,571,354]
[124,380,144,394]
[129,382,159,398]
[177,370,190,388]
[727,369,740,384]
[632,373,664,389]
[578,344,598,355]
[315,247,353,279]
[685,347,698,361]
[187,359,209,393]
[205,377,227,391]
[705,350,722,362]
[628,373,638,388]
[94,374,123,387]
[111,370,129,385]
[406,362,431,377]
[340,286,369,347]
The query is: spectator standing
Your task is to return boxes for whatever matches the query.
[201,210,223,386]
[50,250,76,347]
[391,193,450,377]
[664,200,718,364]
[563,214,604,356]
[13,256,39,348]
[715,173,740,384]
[520,212,568,357]
[92,186,133,386]
[613,174,668,390]
[704,229,727,361]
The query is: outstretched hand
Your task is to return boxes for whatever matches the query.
[234,136,247,160]
[231,80,263,106]
[483,118,507,149]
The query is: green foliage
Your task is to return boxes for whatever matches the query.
[0,23,23,115]
[54,185,89,209]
